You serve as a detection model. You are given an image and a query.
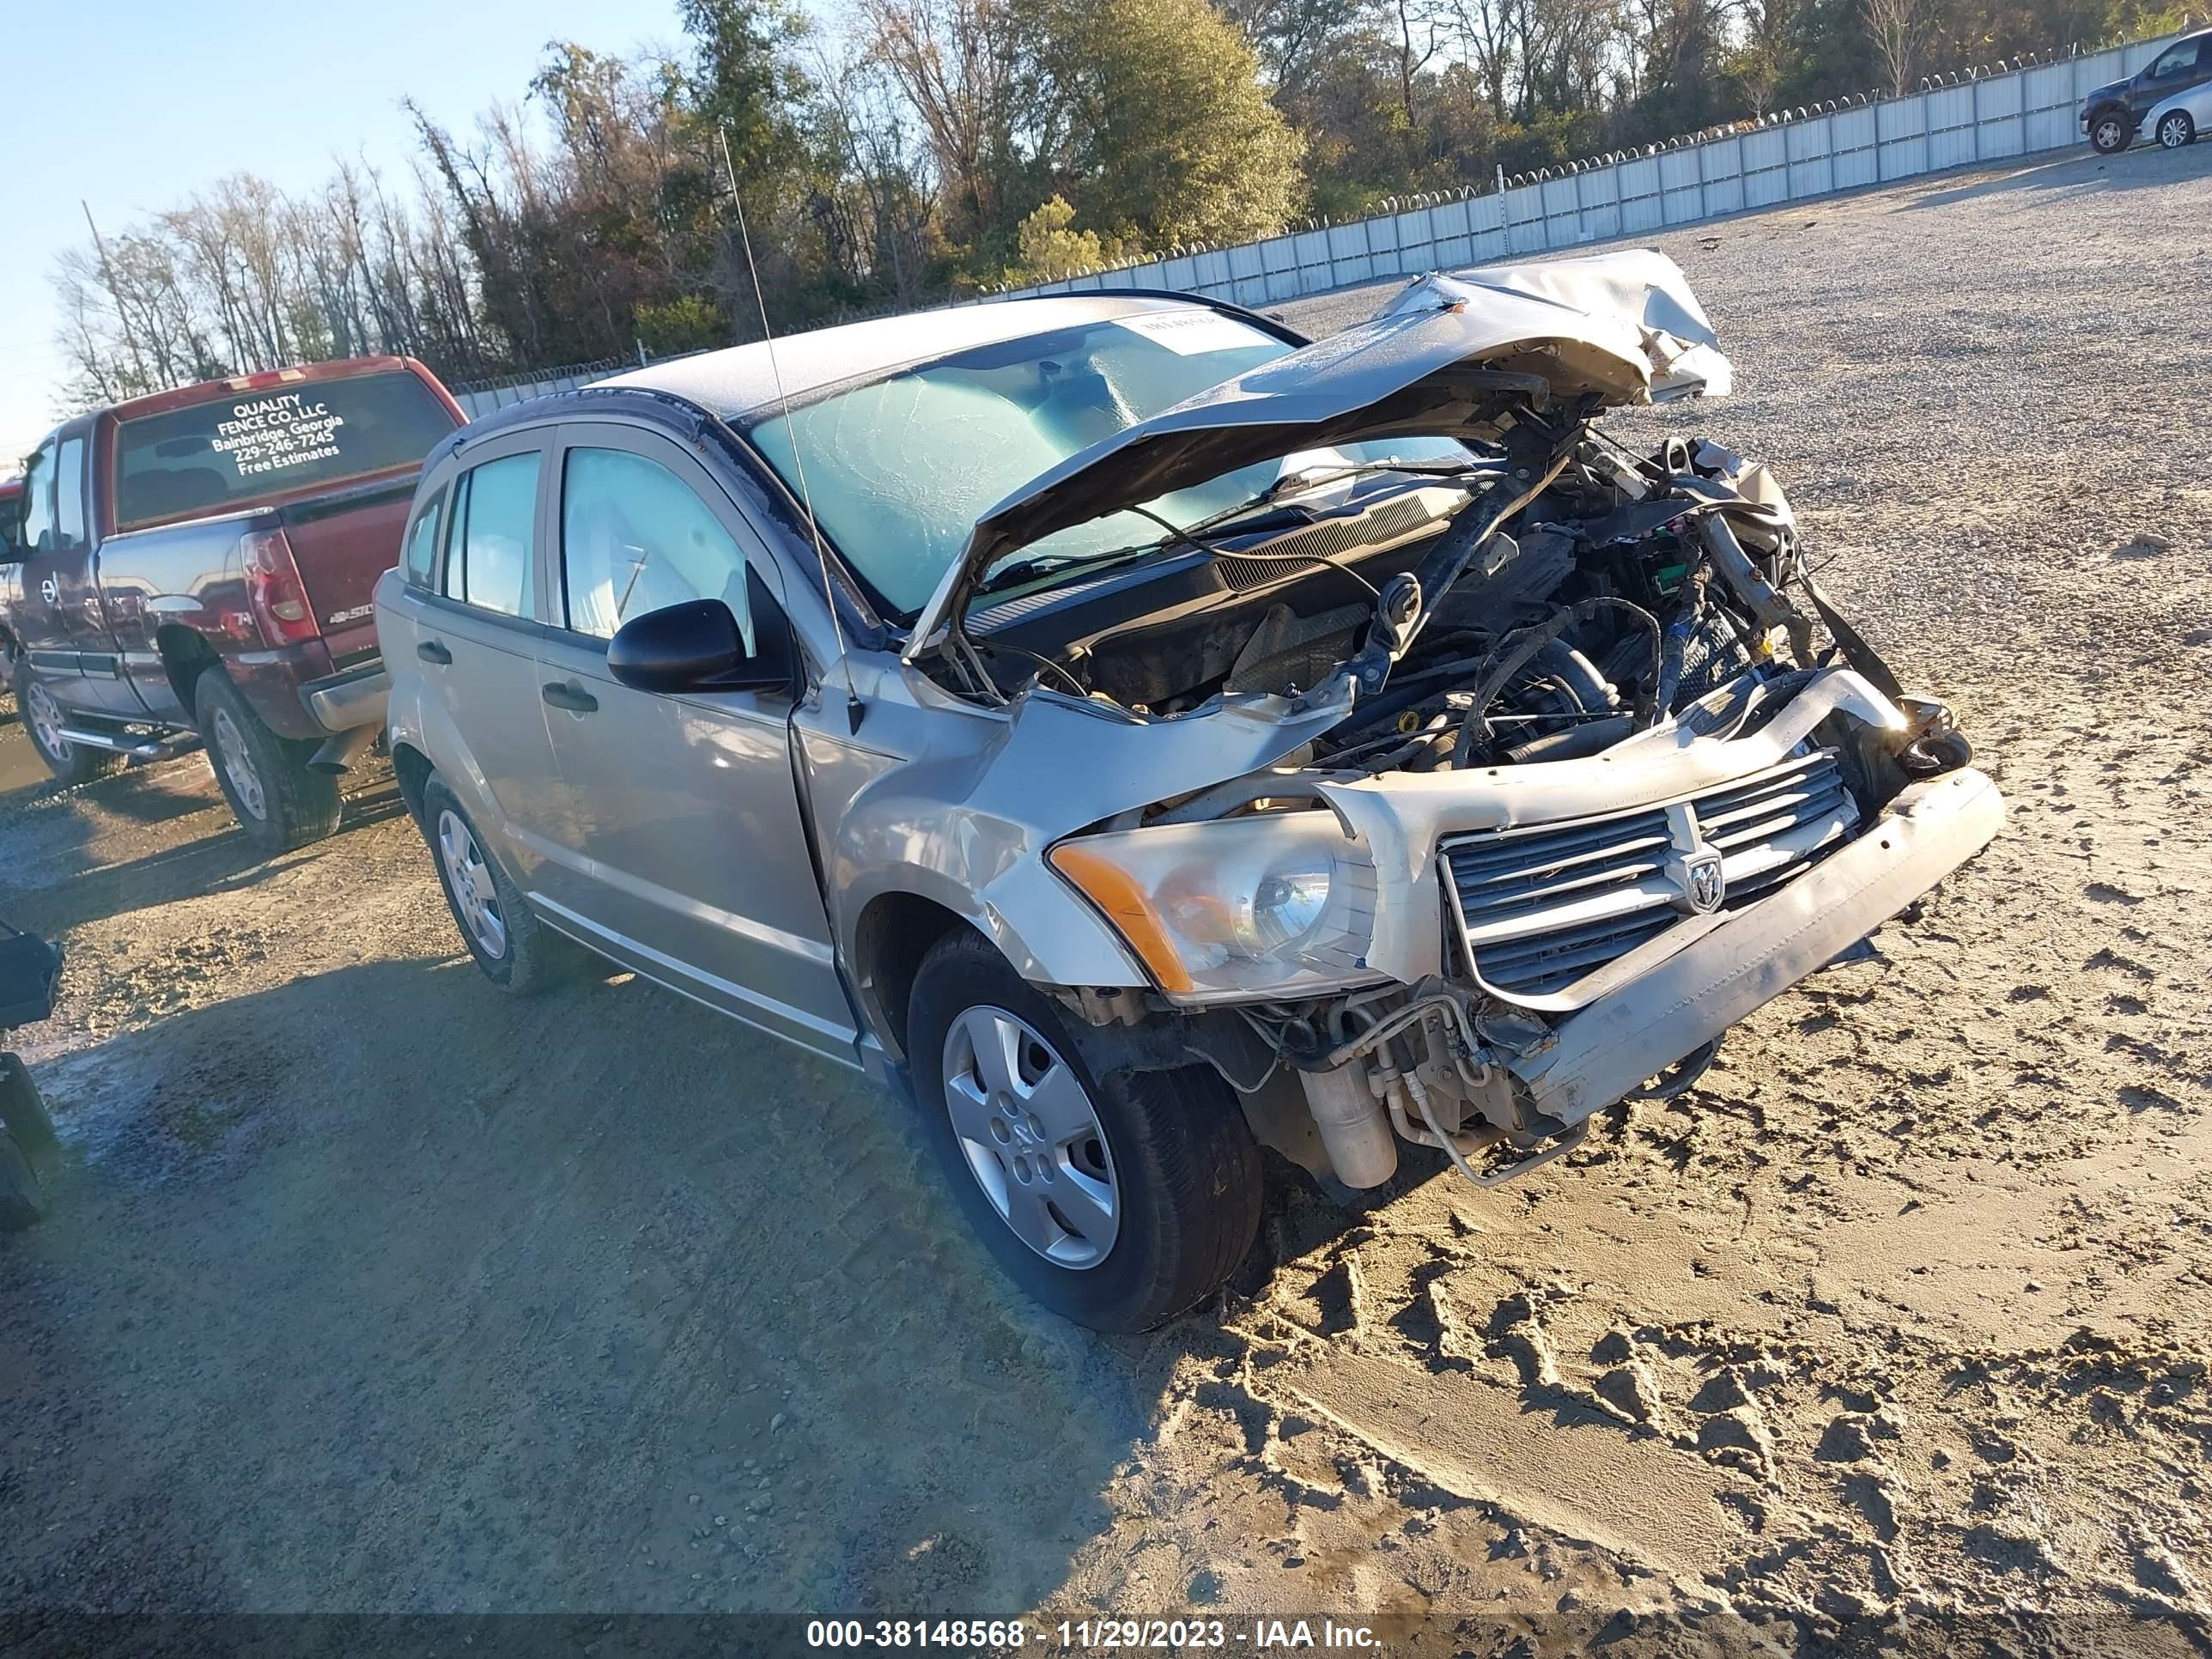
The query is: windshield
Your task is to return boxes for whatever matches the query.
[113,370,459,532]
[745,312,1467,617]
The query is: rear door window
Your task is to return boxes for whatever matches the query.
[445,453,540,619]
[112,371,457,531]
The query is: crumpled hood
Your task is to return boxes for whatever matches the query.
[905,248,1731,662]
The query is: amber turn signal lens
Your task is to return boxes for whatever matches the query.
[1047,842,1196,995]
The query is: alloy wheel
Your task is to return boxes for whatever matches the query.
[940,1006,1120,1269]
[24,683,69,764]
[2094,116,2128,151]
[437,808,508,960]
[2159,114,2191,149]
[211,707,266,821]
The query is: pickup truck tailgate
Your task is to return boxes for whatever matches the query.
[283,476,420,647]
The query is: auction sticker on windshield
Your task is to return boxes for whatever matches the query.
[1114,310,1275,356]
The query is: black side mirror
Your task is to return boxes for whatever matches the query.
[606,576,793,696]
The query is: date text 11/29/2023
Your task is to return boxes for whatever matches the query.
[805,1620,1384,1651]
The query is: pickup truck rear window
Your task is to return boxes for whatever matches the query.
[112,371,456,532]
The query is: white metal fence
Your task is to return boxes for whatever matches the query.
[1001,31,2179,307]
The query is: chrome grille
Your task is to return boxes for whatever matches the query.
[1441,749,1858,1003]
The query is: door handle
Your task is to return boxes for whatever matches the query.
[541,680,599,714]
[416,639,453,665]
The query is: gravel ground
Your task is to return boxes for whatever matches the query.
[2,141,2209,1650]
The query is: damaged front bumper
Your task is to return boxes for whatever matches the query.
[1508,764,2002,1127]
[1257,670,2003,1185]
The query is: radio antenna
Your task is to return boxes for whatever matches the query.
[718,123,864,734]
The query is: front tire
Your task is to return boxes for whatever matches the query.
[0,1133,43,1231]
[194,669,341,852]
[2089,111,2132,154]
[419,774,580,995]
[11,659,124,787]
[907,931,1264,1332]
[2158,111,2195,149]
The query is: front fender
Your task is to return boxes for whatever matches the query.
[805,660,1359,1022]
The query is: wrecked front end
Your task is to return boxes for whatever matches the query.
[908,252,2004,1192]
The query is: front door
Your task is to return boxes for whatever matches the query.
[526,426,857,1063]
[2135,34,2211,117]
[47,432,155,718]
[12,437,90,704]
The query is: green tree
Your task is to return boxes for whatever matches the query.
[681,0,814,185]
[1006,195,1123,283]
[1027,0,1308,251]
[635,294,727,355]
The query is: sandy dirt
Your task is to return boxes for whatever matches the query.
[2,143,2209,1650]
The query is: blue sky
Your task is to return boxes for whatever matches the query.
[0,0,698,466]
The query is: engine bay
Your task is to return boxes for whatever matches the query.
[960,425,1960,805]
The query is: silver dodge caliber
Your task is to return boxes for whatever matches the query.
[379,252,2002,1331]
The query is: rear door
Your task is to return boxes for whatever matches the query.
[403,431,565,886]
[526,422,857,1061]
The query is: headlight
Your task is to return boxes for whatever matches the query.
[1048,811,1379,1000]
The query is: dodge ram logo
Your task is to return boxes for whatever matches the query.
[1681,850,1726,914]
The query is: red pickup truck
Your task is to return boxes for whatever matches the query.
[1,359,465,849]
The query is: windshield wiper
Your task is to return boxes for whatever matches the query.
[975,542,1163,599]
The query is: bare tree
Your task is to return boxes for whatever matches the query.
[857,0,1022,244]
[1224,0,1364,94]
[1447,0,1519,118]
[1387,0,1447,162]
[814,40,936,300]
[1861,0,1935,95]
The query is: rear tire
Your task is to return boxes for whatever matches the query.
[2157,111,2195,149]
[2089,110,2132,153]
[419,774,582,995]
[11,659,125,787]
[906,930,1264,1332]
[0,1133,43,1231]
[194,668,341,853]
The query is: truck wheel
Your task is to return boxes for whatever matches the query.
[10,659,125,787]
[2089,110,2132,153]
[0,1054,59,1164]
[0,1132,43,1231]
[194,668,341,852]
[906,931,1264,1333]
[419,773,583,994]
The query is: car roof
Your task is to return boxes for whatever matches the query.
[598,293,1241,423]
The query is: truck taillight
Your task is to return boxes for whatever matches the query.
[240,528,319,646]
